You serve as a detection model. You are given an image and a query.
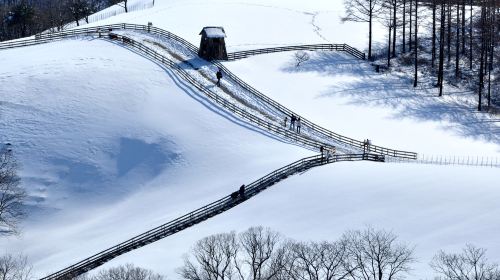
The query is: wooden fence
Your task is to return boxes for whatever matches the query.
[40,153,384,280]
[0,23,417,159]
[226,43,366,60]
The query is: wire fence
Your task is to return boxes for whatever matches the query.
[387,154,500,168]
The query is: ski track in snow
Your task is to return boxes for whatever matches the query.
[310,12,330,43]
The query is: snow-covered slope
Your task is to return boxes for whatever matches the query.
[0,38,310,274]
[0,0,499,279]
[79,0,388,52]
[222,51,500,157]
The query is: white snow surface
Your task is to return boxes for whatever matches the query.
[201,27,226,38]
[0,0,499,279]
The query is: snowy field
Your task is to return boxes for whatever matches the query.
[0,0,499,279]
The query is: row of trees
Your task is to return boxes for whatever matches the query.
[179,226,413,280]
[0,0,128,41]
[77,264,165,280]
[2,226,499,280]
[0,260,165,280]
[179,226,500,280]
[343,0,499,111]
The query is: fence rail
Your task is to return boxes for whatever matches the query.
[117,34,335,151]
[1,23,417,159]
[387,154,500,168]
[40,153,384,280]
[227,43,366,60]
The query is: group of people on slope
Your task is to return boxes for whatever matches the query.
[320,145,336,162]
[284,114,302,133]
[215,68,305,136]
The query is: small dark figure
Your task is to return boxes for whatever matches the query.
[284,117,288,128]
[363,139,371,153]
[320,146,324,162]
[290,114,296,130]
[239,184,245,197]
[231,191,239,199]
[296,117,301,133]
[216,68,223,87]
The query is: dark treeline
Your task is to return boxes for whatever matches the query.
[344,0,499,111]
[0,0,126,41]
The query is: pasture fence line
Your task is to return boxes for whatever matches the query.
[40,153,384,280]
[226,43,366,60]
[387,154,500,168]
[1,23,416,159]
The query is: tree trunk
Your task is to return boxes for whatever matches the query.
[469,0,473,70]
[403,0,406,52]
[369,3,373,60]
[486,0,493,108]
[438,2,446,96]
[478,5,486,111]
[414,0,418,87]
[447,2,451,63]
[432,0,437,68]
[392,1,397,57]
[456,1,460,77]
[409,0,413,51]
[388,25,392,67]
[461,0,466,54]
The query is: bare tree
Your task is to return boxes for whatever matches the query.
[0,254,32,280]
[68,0,88,26]
[178,232,238,280]
[285,241,355,280]
[178,227,288,280]
[413,0,418,87]
[96,264,164,280]
[77,264,164,280]
[379,1,396,67]
[432,0,437,67]
[234,227,286,280]
[179,227,415,280]
[294,51,310,67]
[438,0,446,96]
[341,226,415,280]
[0,144,26,236]
[343,0,384,59]
[109,0,128,13]
[431,244,500,280]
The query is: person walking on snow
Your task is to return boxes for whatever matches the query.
[296,117,301,133]
[320,146,324,162]
[284,117,288,128]
[216,68,223,87]
[290,114,296,130]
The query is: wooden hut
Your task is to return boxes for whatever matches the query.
[198,27,228,60]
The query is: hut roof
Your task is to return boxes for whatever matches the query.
[200,27,226,38]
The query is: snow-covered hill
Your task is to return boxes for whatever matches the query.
[0,0,498,279]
